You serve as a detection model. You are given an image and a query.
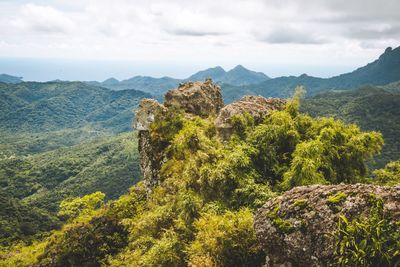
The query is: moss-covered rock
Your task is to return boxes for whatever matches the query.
[254,184,400,267]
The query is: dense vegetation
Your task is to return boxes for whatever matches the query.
[373,160,400,186]
[0,188,60,246]
[0,133,140,245]
[302,86,400,167]
[1,90,390,266]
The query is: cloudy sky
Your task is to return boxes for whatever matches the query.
[0,0,399,80]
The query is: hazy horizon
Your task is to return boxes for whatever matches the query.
[0,54,381,82]
[1,0,400,81]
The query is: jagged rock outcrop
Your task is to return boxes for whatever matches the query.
[133,99,167,192]
[134,99,167,131]
[215,96,287,140]
[134,80,286,192]
[254,184,400,267]
[164,79,224,117]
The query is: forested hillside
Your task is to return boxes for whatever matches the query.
[0,133,140,245]
[0,81,147,245]
[0,81,150,134]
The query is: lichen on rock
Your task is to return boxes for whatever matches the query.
[254,184,400,267]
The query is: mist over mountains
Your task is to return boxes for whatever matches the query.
[2,46,400,102]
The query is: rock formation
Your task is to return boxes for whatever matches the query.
[134,79,286,192]
[133,99,167,192]
[164,79,224,117]
[215,95,286,140]
[254,184,400,267]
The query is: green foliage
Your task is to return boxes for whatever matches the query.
[335,196,400,267]
[281,118,383,189]
[291,199,308,209]
[327,192,347,213]
[373,160,400,186]
[188,209,264,267]
[58,192,105,221]
[327,192,347,205]
[0,188,59,246]
[38,214,128,267]
[302,86,400,168]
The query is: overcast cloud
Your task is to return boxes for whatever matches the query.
[0,0,399,79]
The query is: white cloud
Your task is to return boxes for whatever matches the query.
[0,0,399,78]
[10,3,76,34]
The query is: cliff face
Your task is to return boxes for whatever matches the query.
[134,79,286,193]
[254,184,400,267]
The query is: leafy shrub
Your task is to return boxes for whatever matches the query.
[335,196,400,267]
[373,160,400,186]
[188,209,264,267]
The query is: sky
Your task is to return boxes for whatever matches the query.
[0,0,399,81]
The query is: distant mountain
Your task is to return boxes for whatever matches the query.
[187,66,226,81]
[87,76,181,95]
[328,47,400,88]
[222,46,400,101]
[0,81,150,133]
[102,77,120,86]
[221,65,270,85]
[92,65,270,95]
[0,74,23,84]
[302,84,400,168]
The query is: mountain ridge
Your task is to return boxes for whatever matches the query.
[0,81,151,133]
[90,65,270,94]
[222,46,400,102]
[0,74,23,84]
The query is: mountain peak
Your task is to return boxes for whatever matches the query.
[186,66,226,81]
[231,64,247,71]
[385,47,393,53]
[102,77,120,86]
